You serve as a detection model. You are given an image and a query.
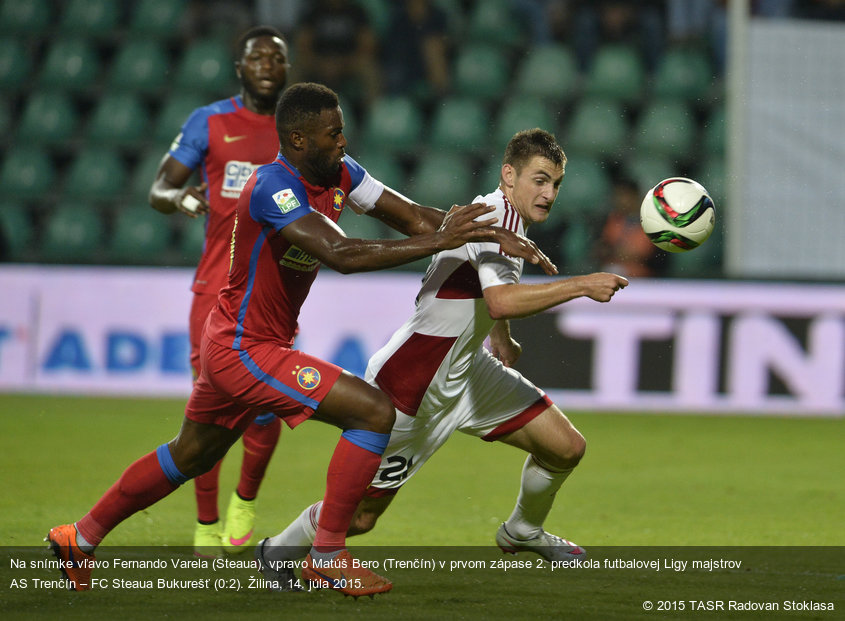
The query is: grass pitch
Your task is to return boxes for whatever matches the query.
[1,395,842,620]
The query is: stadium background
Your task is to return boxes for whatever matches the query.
[0,1,843,618]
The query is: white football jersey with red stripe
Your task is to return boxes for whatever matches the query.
[366,188,524,417]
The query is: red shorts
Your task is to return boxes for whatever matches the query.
[184,337,343,433]
[188,292,218,379]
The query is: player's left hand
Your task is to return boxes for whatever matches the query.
[490,335,522,368]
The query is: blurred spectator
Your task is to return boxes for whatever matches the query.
[294,0,381,109]
[254,0,306,39]
[570,0,665,73]
[382,0,451,99]
[595,177,664,278]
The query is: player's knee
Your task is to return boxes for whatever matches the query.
[544,429,586,470]
[365,390,396,434]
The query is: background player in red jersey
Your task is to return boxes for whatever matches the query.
[260,129,629,572]
[148,26,289,557]
[47,83,554,598]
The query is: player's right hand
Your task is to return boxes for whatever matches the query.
[580,272,629,302]
[176,183,209,217]
[437,202,498,249]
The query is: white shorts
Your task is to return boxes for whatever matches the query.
[366,349,552,493]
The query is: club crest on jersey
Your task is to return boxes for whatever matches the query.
[332,188,345,211]
[293,365,321,390]
[273,188,301,213]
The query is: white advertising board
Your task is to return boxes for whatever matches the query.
[0,266,842,416]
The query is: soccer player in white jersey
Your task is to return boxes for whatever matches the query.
[255,129,629,582]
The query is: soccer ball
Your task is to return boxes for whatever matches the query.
[640,177,715,253]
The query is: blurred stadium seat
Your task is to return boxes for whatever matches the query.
[0,202,35,261]
[653,46,713,103]
[623,155,676,195]
[453,43,510,101]
[108,40,170,93]
[109,206,171,264]
[153,93,207,145]
[37,37,101,91]
[0,146,55,200]
[633,101,696,159]
[130,150,165,201]
[179,216,206,261]
[559,218,598,273]
[466,0,523,49]
[16,91,79,145]
[353,149,406,192]
[59,0,120,36]
[362,96,423,153]
[564,98,628,158]
[559,156,612,217]
[129,0,187,38]
[493,97,555,151]
[0,0,50,35]
[64,148,127,201]
[584,44,645,104]
[407,152,473,208]
[40,203,106,263]
[173,38,236,96]
[514,44,579,103]
[428,97,488,155]
[86,93,149,146]
[0,38,32,92]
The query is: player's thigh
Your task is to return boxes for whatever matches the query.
[188,292,217,379]
[312,370,395,433]
[497,405,586,469]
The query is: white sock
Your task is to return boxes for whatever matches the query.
[505,456,573,540]
[263,501,322,562]
[74,524,95,554]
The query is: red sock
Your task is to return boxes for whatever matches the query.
[194,460,223,523]
[313,436,382,552]
[237,417,281,500]
[77,451,179,546]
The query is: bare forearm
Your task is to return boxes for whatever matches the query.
[485,272,628,320]
[321,231,449,274]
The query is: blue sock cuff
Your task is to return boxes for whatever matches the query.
[341,429,390,455]
[156,444,189,486]
[253,412,276,425]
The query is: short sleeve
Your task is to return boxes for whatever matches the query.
[248,169,313,232]
[168,106,209,171]
[475,242,522,290]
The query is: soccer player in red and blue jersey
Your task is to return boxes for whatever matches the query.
[47,82,555,597]
[149,26,288,556]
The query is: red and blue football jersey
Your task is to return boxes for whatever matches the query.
[169,95,279,295]
[205,153,383,351]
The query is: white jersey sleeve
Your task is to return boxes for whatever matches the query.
[467,190,523,290]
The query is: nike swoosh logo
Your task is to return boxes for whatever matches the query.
[228,529,253,546]
[312,568,347,589]
[224,135,247,143]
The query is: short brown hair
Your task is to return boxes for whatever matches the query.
[503,128,566,173]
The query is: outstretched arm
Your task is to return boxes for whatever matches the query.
[365,187,557,275]
[483,272,629,321]
[281,202,498,274]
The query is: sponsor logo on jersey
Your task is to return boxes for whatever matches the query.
[293,365,321,390]
[273,188,302,214]
[279,245,319,272]
[222,160,259,198]
[332,188,345,211]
